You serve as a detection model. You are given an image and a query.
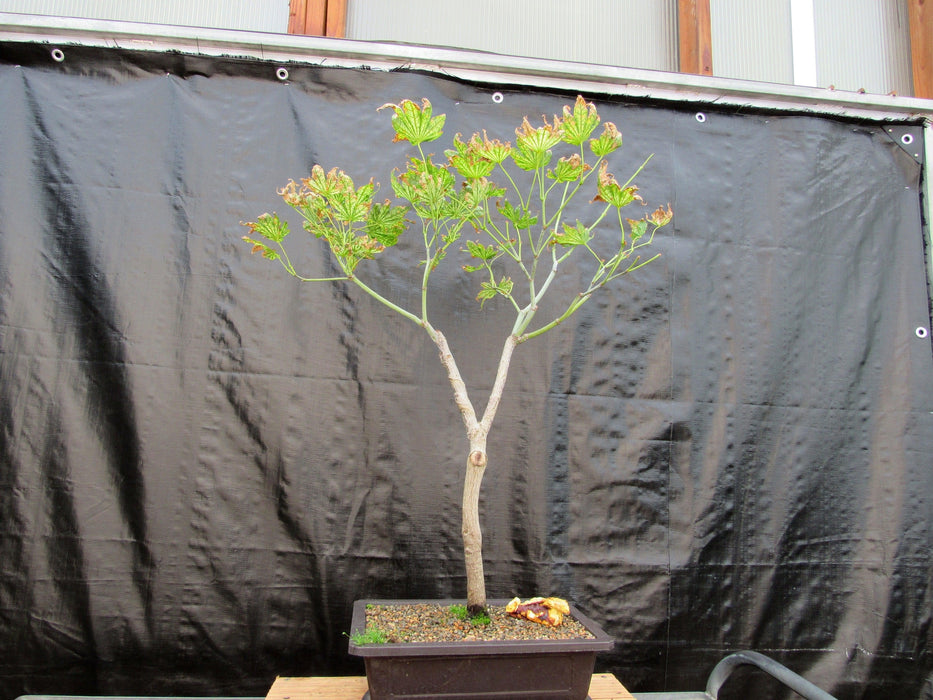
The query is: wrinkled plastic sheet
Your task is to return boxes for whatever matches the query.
[0,42,931,700]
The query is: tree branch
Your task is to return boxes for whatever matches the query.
[480,334,517,433]
[434,330,480,436]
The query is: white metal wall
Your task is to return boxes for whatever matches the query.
[0,0,289,32]
[710,0,794,85]
[711,0,913,96]
[813,0,913,95]
[346,0,680,73]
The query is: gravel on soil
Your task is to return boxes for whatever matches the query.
[363,602,596,643]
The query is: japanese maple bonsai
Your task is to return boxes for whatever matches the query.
[243,96,671,616]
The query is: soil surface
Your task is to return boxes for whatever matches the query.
[363,602,596,643]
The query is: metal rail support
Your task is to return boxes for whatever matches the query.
[634,649,838,699]
[705,650,837,699]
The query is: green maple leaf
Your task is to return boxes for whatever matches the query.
[554,221,591,247]
[380,98,446,146]
[561,96,601,146]
[476,276,513,307]
[466,240,499,261]
[589,122,623,157]
[548,154,586,183]
[366,201,407,247]
[498,201,538,230]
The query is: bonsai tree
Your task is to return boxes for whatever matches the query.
[243,96,672,615]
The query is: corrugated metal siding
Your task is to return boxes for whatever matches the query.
[813,0,913,95]
[0,0,289,32]
[710,0,912,95]
[346,0,678,72]
[710,0,794,84]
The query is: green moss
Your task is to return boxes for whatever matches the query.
[469,611,491,626]
[449,604,490,626]
[349,626,388,645]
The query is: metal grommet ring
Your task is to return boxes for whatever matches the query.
[276,67,289,81]
[901,133,914,146]
[51,48,65,63]
[695,112,707,123]
[492,92,504,104]
[917,327,929,339]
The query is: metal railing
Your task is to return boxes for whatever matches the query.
[634,650,838,700]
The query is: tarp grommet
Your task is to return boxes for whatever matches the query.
[276,67,289,81]
[492,91,504,104]
[917,327,929,339]
[51,48,64,63]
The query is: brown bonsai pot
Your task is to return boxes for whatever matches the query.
[347,599,614,700]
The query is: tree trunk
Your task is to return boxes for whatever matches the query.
[433,330,517,616]
[463,446,487,615]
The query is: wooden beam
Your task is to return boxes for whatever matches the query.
[908,0,933,98]
[678,0,713,75]
[288,0,324,36]
[325,0,347,38]
[287,0,347,37]
[266,674,635,700]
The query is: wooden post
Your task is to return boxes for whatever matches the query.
[909,0,933,98]
[678,0,713,75]
[288,0,347,37]
[325,0,347,39]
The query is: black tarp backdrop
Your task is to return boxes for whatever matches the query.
[0,42,931,699]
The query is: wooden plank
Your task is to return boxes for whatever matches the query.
[909,0,933,98]
[266,673,634,700]
[678,0,713,75]
[325,0,348,38]
[267,676,369,700]
[287,0,346,37]
[590,672,637,699]
[287,0,325,36]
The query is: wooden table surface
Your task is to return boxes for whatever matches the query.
[266,673,635,700]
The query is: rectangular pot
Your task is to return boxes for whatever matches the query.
[347,599,614,700]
